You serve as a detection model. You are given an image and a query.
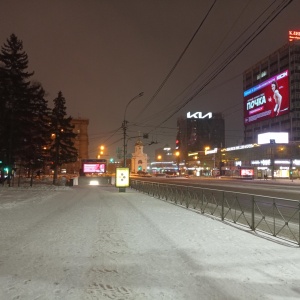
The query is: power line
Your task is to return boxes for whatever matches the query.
[134,0,272,129]
[136,0,217,117]
[146,0,293,135]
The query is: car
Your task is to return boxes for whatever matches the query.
[165,171,177,178]
[137,170,152,177]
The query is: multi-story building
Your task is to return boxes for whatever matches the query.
[176,112,225,161]
[209,36,300,179]
[243,40,300,143]
[173,35,300,179]
[175,112,225,176]
[151,144,178,174]
[62,118,89,174]
[154,144,173,162]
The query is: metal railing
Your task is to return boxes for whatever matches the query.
[131,180,300,246]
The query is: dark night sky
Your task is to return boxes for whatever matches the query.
[1,0,299,160]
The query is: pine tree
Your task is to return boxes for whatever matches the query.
[0,34,51,184]
[50,91,78,184]
[22,82,52,183]
[0,34,34,182]
[0,64,9,182]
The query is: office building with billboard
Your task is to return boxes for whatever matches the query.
[176,112,225,165]
[177,34,300,179]
[207,36,300,179]
[243,39,300,143]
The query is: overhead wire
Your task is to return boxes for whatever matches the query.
[146,0,293,136]
[136,0,217,117]
[147,0,253,121]
[134,0,266,132]
[93,0,292,152]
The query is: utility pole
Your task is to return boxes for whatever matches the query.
[122,92,144,167]
[122,120,128,167]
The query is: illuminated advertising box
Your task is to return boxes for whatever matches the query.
[289,30,300,42]
[244,70,289,125]
[240,169,254,176]
[83,163,106,173]
[257,132,289,144]
[115,168,130,188]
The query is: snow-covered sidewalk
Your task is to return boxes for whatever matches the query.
[0,185,300,300]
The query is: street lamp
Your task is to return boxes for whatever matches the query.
[122,92,144,167]
[100,145,104,155]
[157,155,162,173]
[175,151,180,175]
[98,145,105,159]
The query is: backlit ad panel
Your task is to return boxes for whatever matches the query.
[244,70,289,125]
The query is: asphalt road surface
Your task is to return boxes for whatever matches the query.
[133,176,300,200]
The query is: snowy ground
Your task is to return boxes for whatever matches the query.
[1,183,300,300]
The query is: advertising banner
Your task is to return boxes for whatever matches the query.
[115,168,130,188]
[83,163,106,173]
[244,70,289,125]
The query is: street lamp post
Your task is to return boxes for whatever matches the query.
[157,155,162,173]
[98,145,105,159]
[175,151,180,175]
[122,92,144,167]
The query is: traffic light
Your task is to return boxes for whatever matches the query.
[110,158,114,163]
[175,139,180,150]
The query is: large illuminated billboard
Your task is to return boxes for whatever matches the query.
[83,163,106,173]
[257,132,289,144]
[244,69,289,125]
[81,159,107,174]
[240,169,254,176]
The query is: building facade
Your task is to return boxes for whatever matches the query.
[176,112,225,162]
[192,39,300,179]
[202,141,300,179]
[175,37,300,179]
[131,139,148,173]
[151,144,178,174]
[62,118,89,174]
[243,40,300,144]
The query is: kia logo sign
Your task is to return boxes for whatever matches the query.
[187,112,212,119]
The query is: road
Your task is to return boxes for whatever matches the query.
[133,175,300,200]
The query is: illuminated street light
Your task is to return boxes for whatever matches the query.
[175,151,180,175]
[100,145,104,155]
[97,145,105,159]
[157,155,162,173]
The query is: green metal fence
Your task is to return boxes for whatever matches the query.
[131,179,300,246]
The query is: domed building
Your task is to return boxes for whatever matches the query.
[131,139,148,173]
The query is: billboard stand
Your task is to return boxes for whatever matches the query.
[115,168,130,193]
